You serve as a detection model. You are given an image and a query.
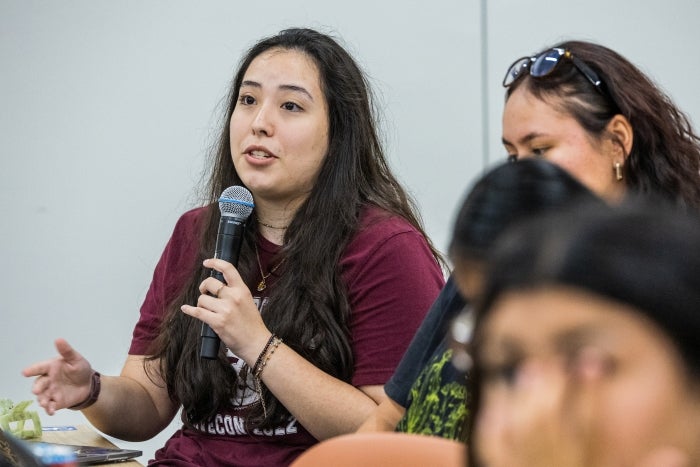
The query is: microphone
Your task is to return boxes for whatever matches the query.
[200,185,254,359]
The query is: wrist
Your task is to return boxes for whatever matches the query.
[250,334,283,420]
[69,371,101,410]
[253,335,282,378]
[250,333,275,370]
[235,331,271,367]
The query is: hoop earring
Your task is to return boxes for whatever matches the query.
[614,162,623,181]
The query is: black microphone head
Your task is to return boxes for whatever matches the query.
[219,185,254,220]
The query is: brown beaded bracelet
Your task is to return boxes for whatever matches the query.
[251,336,282,419]
[252,334,277,376]
[254,337,282,379]
[69,371,101,410]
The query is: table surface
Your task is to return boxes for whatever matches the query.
[39,424,143,466]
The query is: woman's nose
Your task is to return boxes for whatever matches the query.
[251,105,274,136]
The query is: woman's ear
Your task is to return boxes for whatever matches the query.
[606,114,634,161]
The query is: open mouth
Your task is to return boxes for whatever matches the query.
[249,150,273,159]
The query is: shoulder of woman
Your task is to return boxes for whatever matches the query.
[343,204,435,269]
[169,205,211,238]
[177,205,210,226]
[356,204,418,236]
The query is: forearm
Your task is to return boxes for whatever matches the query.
[356,395,406,433]
[259,343,382,440]
[81,356,177,441]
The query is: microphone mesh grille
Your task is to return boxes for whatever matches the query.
[219,185,254,220]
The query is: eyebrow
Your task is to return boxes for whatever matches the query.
[480,323,602,362]
[478,336,523,364]
[501,131,548,147]
[240,80,314,101]
[553,325,603,351]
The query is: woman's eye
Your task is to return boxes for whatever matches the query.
[238,95,256,105]
[282,101,302,112]
[482,362,519,387]
[531,147,548,157]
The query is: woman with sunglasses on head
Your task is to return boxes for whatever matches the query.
[502,41,700,210]
[22,28,445,466]
[464,198,700,467]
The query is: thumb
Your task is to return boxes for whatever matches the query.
[54,338,82,363]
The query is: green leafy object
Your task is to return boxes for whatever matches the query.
[0,399,42,439]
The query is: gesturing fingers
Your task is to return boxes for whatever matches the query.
[32,374,51,396]
[54,338,80,361]
[32,373,62,415]
[22,361,52,379]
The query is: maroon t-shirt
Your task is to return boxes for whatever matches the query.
[130,205,444,466]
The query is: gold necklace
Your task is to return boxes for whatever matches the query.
[254,242,286,291]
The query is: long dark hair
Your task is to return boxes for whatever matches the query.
[466,198,700,464]
[507,40,700,211]
[147,28,442,430]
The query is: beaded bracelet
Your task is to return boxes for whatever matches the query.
[254,336,282,379]
[252,335,283,419]
[69,371,101,410]
[252,334,277,376]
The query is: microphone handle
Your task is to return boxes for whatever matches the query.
[200,216,245,359]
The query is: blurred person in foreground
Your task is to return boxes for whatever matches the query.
[462,198,700,467]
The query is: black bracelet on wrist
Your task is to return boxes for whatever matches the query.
[252,334,276,376]
[69,371,101,410]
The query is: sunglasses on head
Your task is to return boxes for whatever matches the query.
[502,47,605,95]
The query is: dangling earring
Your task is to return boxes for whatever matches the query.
[614,162,623,181]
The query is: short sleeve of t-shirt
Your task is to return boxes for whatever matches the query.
[340,207,445,387]
[129,207,205,355]
[384,276,466,407]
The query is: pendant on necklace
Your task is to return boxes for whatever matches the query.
[257,280,267,292]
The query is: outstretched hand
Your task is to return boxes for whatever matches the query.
[22,338,94,415]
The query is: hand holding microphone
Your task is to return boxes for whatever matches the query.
[199,186,254,359]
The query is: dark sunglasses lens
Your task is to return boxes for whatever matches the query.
[530,49,564,78]
[503,57,531,86]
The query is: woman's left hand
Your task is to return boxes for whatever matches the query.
[180,258,271,364]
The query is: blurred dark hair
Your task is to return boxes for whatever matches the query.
[483,196,700,373]
[507,40,700,211]
[448,158,602,263]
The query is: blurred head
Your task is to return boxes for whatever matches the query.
[470,198,700,466]
[501,40,700,210]
[448,158,602,301]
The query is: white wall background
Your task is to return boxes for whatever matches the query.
[2,0,699,463]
